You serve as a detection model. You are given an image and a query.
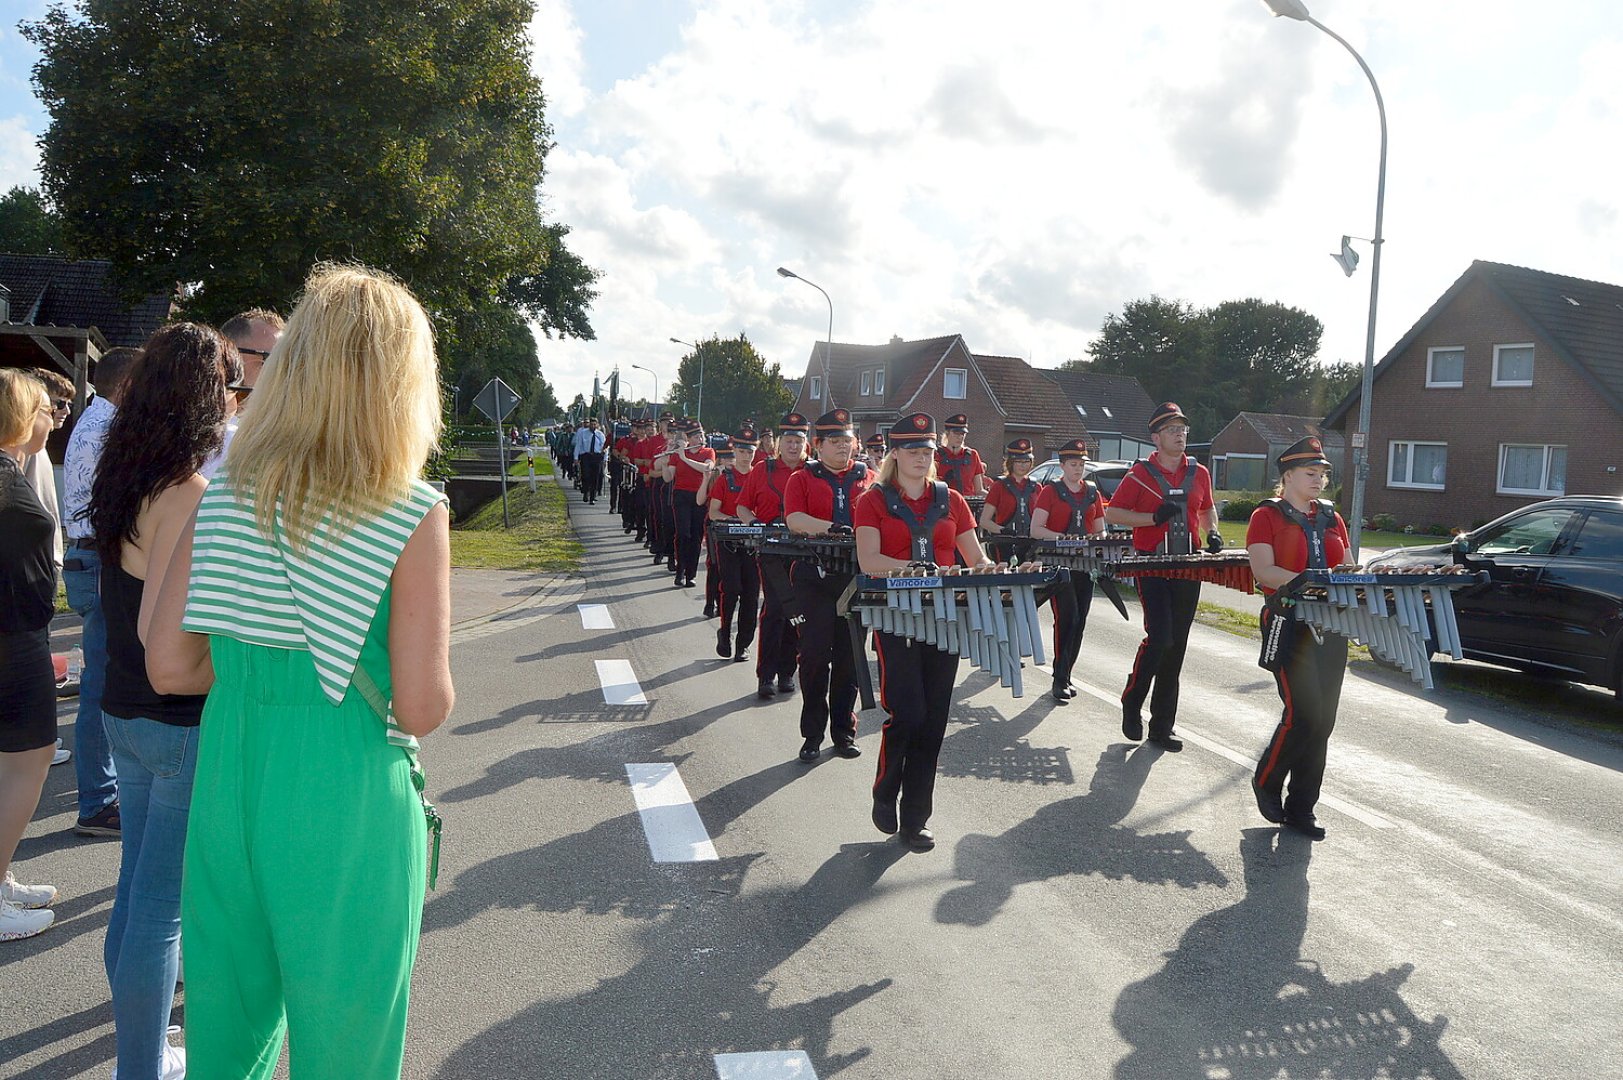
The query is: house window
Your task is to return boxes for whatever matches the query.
[1101,406,1114,418]
[1492,344,1535,386]
[873,368,884,396]
[860,370,872,396]
[1497,443,1566,496]
[943,368,968,399]
[1426,347,1465,387]
[1388,440,1447,490]
[1075,405,1088,418]
[808,375,822,402]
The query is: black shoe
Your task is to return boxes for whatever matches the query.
[1283,812,1327,840]
[901,826,936,852]
[1253,781,1286,824]
[716,628,732,658]
[674,576,686,589]
[872,798,899,835]
[798,740,821,763]
[654,553,665,565]
[1148,732,1184,752]
[757,679,776,699]
[1051,684,1072,705]
[703,604,716,619]
[667,560,677,573]
[684,577,697,588]
[834,741,862,759]
[777,676,796,696]
[733,646,751,663]
[636,534,646,544]
[1122,712,1144,742]
[1063,686,1078,698]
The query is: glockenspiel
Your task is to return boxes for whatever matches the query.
[1113,551,1257,595]
[1273,569,1488,689]
[1021,536,1135,618]
[751,531,859,576]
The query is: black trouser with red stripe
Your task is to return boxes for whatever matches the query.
[755,556,801,682]
[704,531,721,608]
[622,476,642,534]
[1255,613,1348,818]
[674,496,706,580]
[716,542,759,648]
[1049,570,1096,690]
[789,561,860,747]
[872,631,960,831]
[1120,575,1201,736]
[648,479,672,556]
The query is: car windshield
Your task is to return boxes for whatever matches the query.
[1474,508,1576,556]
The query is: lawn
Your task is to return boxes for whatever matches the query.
[448,473,582,573]
[1214,520,1447,553]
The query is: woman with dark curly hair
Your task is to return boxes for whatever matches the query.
[88,321,234,1079]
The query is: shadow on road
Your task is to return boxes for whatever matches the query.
[935,745,1226,927]
[938,698,1075,786]
[1111,828,1462,1079]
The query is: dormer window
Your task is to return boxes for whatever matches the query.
[873,368,884,396]
[860,370,872,396]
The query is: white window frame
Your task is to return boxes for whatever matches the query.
[1075,405,1088,418]
[873,368,885,396]
[808,375,822,402]
[1496,443,1566,497]
[1387,440,1447,490]
[860,370,872,396]
[1492,343,1535,387]
[943,368,968,400]
[1426,346,1465,388]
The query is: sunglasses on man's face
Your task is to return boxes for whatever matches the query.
[52,398,71,411]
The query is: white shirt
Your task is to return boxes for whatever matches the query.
[200,414,239,481]
[573,427,605,455]
[62,394,116,543]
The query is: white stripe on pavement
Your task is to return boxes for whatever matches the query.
[714,1051,818,1079]
[577,603,615,630]
[595,659,648,705]
[625,763,719,863]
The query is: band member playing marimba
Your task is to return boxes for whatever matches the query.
[935,413,988,497]
[784,409,873,762]
[738,412,809,699]
[1247,436,1350,841]
[1104,402,1221,751]
[978,437,1040,566]
[707,429,760,661]
[854,412,993,852]
[1030,438,1109,704]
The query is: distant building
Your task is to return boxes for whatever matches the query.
[1211,413,1347,491]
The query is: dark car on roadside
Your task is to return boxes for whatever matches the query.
[1028,458,1132,497]
[1368,495,1623,696]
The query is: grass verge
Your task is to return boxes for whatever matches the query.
[449,478,582,573]
[1215,521,1448,552]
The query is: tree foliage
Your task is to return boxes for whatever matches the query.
[443,303,560,427]
[0,186,68,255]
[667,334,794,435]
[24,0,598,348]
[1065,296,1330,436]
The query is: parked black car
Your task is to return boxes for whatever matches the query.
[1369,496,1623,696]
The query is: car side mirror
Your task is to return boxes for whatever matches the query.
[1451,534,1472,563]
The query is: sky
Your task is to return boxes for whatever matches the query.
[3,0,1622,419]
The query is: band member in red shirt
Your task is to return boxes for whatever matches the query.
[1030,438,1109,704]
[784,409,873,763]
[629,417,655,545]
[1247,436,1351,841]
[707,428,760,662]
[738,412,809,699]
[854,412,991,852]
[934,413,988,497]
[1104,402,1220,751]
[978,437,1040,565]
[862,432,886,469]
[663,418,715,589]
[612,420,636,527]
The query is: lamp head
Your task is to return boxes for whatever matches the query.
[776,267,796,279]
[1263,0,1311,19]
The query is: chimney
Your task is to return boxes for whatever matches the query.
[889,334,903,345]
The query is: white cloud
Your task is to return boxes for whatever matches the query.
[0,115,41,191]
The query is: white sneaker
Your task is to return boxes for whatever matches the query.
[1,871,56,908]
[110,1028,185,1080]
[0,896,55,940]
[52,738,71,766]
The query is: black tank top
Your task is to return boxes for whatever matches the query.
[101,559,207,726]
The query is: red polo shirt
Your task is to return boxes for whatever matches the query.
[613,435,635,461]
[934,446,985,495]
[854,485,977,565]
[783,462,873,524]
[709,467,750,517]
[1033,480,1107,535]
[669,445,715,492]
[739,457,802,523]
[1246,503,1350,594]
[1110,456,1214,553]
[634,435,662,477]
[985,475,1040,526]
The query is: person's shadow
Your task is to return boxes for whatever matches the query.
[935,744,1227,927]
[1111,828,1464,1078]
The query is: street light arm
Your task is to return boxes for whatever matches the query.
[777,267,835,413]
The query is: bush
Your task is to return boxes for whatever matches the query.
[1372,513,1398,532]
[1424,523,1451,537]
[1221,497,1263,522]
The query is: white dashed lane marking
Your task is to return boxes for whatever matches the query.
[577,603,614,630]
[713,1051,818,1078]
[595,659,648,705]
[625,763,719,863]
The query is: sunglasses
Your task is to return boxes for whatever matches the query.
[51,398,71,411]
[229,385,252,399]
[238,348,271,360]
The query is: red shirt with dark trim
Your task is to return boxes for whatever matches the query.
[1032,480,1108,535]
[669,445,715,492]
[783,462,873,523]
[1246,502,1350,595]
[985,476,1041,527]
[854,485,978,565]
[934,446,985,495]
[1109,456,1214,553]
[739,457,803,523]
[613,435,635,461]
[709,467,750,517]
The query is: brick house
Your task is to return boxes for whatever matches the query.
[1325,260,1623,530]
[1210,412,1347,491]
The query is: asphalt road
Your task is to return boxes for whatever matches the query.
[4,476,1620,1079]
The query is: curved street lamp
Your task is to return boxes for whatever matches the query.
[777,266,834,414]
[630,363,659,420]
[669,337,705,424]
[1263,0,1388,560]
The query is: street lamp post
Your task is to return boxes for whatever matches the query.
[630,364,659,419]
[1264,0,1387,561]
[669,337,704,424]
[776,266,834,414]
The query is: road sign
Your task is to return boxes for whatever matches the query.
[472,378,521,424]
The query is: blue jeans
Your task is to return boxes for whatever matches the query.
[64,544,118,818]
[103,714,197,1078]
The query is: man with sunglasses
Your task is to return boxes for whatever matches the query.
[202,308,283,480]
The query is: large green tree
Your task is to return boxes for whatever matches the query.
[443,302,560,426]
[24,0,597,339]
[667,334,794,436]
[0,186,67,255]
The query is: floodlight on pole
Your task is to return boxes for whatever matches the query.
[1263,0,1387,561]
[630,363,659,419]
[669,337,706,424]
[777,266,834,414]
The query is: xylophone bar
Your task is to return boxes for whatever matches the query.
[1114,552,1256,595]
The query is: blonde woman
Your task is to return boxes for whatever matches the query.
[145,265,454,1078]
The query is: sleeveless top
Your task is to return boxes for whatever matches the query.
[182,471,446,749]
[102,560,207,726]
